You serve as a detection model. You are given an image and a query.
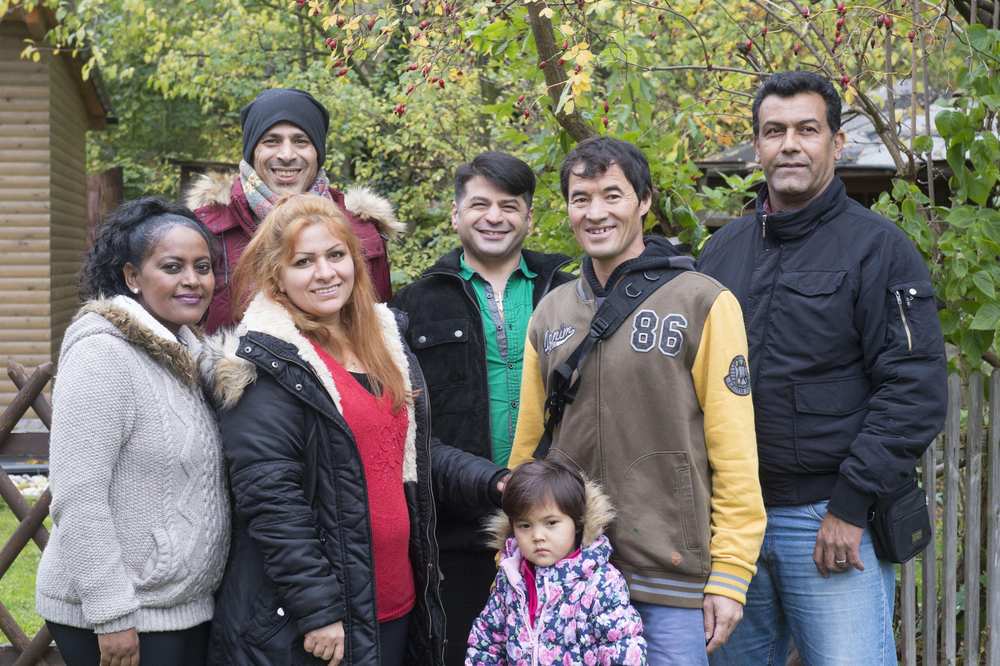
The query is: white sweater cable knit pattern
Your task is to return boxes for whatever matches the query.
[35,297,230,633]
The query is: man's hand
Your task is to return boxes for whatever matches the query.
[813,512,865,577]
[98,627,139,666]
[303,621,345,665]
[703,593,743,654]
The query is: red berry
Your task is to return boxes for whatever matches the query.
[516,94,526,105]
[744,39,753,52]
[562,40,568,50]
[834,34,843,46]
[394,104,406,116]
[801,7,810,18]
[333,59,344,67]
[367,17,377,30]
[840,75,851,88]
[405,83,415,95]
[574,64,581,73]
[419,19,430,29]
[336,16,345,27]
[407,63,418,71]
[649,32,657,40]
[345,47,353,56]
[336,67,349,77]
[603,100,609,113]
[836,17,845,28]
[296,0,305,6]
[761,26,768,36]
[792,42,802,55]
[438,79,445,89]
[883,15,893,28]
[422,64,431,75]
[602,116,609,128]
[558,58,565,66]
[837,2,846,14]
[325,38,337,50]
[522,109,531,119]
[907,30,916,42]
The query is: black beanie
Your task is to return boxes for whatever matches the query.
[240,88,330,167]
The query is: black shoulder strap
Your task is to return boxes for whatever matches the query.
[533,264,689,459]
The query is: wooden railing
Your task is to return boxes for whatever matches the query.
[0,360,58,665]
[0,361,996,664]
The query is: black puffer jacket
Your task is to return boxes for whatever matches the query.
[697,178,947,526]
[391,249,573,552]
[202,294,504,665]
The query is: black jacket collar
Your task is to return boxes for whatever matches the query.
[423,247,571,279]
[582,235,694,297]
[756,177,849,242]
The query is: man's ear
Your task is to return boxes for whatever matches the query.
[526,207,533,234]
[639,194,653,218]
[833,128,846,161]
[450,201,459,230]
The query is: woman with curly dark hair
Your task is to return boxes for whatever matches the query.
[35,197,230,666]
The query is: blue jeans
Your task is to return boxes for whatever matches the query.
[634,602,709,665]
[710,500,897,666]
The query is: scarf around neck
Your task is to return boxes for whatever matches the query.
[239,159,331,223]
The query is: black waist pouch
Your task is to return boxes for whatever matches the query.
[869,481,932,564]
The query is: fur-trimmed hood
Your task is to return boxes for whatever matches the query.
[184,170,405,236]
[485,478,616,552]
[199,292,418,481]
[69,296,203,387]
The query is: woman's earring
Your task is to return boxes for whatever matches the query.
[132,288,140,294]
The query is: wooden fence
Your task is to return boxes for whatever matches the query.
[0,361,996,664]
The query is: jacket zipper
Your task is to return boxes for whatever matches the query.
[894,291,913,352]
[761,213,767,239]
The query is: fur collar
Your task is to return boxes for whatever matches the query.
[484,478,616,551]
[184,171,405,237]
[76,297,202,388]
[201,293,418,482]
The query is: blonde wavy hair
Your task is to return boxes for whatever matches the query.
[231,194,407,409]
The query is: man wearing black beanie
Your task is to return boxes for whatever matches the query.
[186,87,404,332]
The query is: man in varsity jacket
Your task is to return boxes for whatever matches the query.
[507,137,766,664]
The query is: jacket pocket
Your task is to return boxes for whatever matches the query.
[135,528,189,591]
[242,581,295,649]
[614,452,710,577]
[774,271,852,358]
[409,318,472,391]
[779,270,847,297]
[887,280,939,354]
[793,377,869,471]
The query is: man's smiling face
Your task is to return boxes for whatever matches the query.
[252,122,319,195]
[451,175,533,266]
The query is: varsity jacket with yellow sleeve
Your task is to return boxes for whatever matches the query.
[508,237,766,608]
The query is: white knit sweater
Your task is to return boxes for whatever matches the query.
[35,296,230,633]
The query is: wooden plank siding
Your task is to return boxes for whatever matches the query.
[0,22,50,411]
[0,19,90,413]
[48,54,88,352]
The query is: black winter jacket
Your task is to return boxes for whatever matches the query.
[391,249,573,551]
[697,178,947,527]
[202,294,504,665]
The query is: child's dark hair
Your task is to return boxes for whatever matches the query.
[503,459,587,541]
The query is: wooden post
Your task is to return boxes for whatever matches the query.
[942,374,961,665]
[987,370,1000,666]
[902,558,917,665]
[923,435,939,666]
[964,373,984,664]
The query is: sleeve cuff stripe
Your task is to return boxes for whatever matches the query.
[704,580,749,596]
[707,573,749,591]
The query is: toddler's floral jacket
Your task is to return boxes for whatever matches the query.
[466,481,646,665]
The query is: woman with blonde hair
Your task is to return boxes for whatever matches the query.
[203,194,506,665]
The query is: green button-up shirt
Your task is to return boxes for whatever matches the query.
[459,253,537,467]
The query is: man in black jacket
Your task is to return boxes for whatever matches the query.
[391,152,572,665]
[699,71,947,665]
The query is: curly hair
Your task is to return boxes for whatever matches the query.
[80,197,217,300]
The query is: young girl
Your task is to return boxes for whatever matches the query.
[466,459,646,665]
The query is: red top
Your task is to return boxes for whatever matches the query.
[312,342,415,622]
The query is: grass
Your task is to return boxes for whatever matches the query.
[0,501,49,637]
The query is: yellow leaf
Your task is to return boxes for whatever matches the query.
[843,87,856,106]
[322,15,338,29]
[575,49,592,66]
[435,3,444,15]
[564,99,575,114]
[560,23,575,36]
[540,7,554,18]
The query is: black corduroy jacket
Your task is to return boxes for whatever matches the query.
[391,249,573,551]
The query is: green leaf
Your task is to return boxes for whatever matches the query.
[970,303,1000,330]
[936,110,967,138]
[946,206,977,228]
[913,135,933,154]
[972,271,996,299]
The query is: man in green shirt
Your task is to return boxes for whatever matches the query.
[392,152,572,664]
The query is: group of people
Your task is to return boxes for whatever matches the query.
[35,71,947,666]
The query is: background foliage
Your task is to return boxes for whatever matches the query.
[3,0,998,367]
